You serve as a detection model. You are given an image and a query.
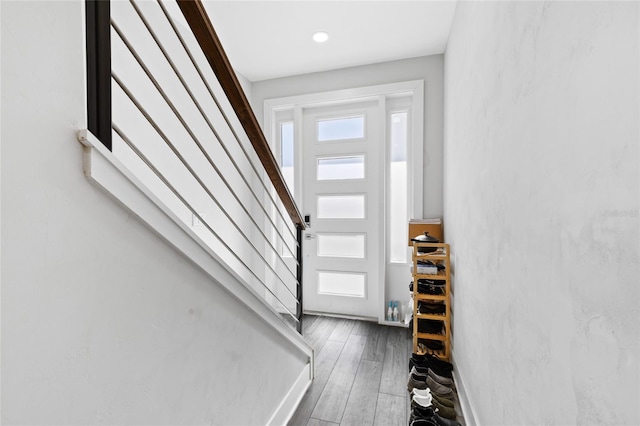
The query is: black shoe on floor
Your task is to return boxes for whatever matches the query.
[410,404,435,422]
[410,419,437,426]
[410,353,454,379]
[432,411,461,426]
[416,353,453,378]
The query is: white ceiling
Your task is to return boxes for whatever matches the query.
[203,1,458,82]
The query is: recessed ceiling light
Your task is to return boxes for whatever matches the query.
[313,32,329,43]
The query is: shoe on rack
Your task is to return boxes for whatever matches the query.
[428,368,454,387]
[407,373,428,393]
[432,392,455,408]
[409,353,427,371]
[425,353,453,375]
[412,393,433,408]
[413,364,430,375]
[414,366,453,388]
[418,338,445,351]
[410,404,435,422]
[418,301,446,315]
[427,376,454,398]
[411,366,429,379]
[410,419,438,426]
[411,372,427,383]
[411,387,431,398]
[417,319,444,334]
[413,353,453,378]
[411,352,453,374]
[432,411,461,426]
[422,279,446,295]
[409,280,445,296]
[431,398,457,420]
[411,351,428,363]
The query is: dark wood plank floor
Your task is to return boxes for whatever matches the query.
[289,315,465,426]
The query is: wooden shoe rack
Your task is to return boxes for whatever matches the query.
[411,242,451,360]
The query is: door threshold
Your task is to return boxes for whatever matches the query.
[304,310,378,323]
[379,319,410,328]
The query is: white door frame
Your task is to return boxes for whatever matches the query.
[264,80,424,323]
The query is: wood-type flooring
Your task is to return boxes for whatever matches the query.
[289,315,465,426]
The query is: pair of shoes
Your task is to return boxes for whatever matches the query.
[427,376,454,398]
[411,372,456,419]
[410,353,453,378]
[417,319,444,334]
[409,366,447,392]
[410,403,461,426]
[409,280,445,296]
[428,368,454,387]
[418,301,446,315]
[415,260,446,272]
[426,353,454,374]
[415,261,438,275]
[431,398,457,420]
[411,366,453,388]
[411,374,456,420]
[413,365,454,387]
[432,412,461,426]
[418,338,445,351]
[432,392,454,408]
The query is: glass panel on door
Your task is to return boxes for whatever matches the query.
[317,116,365,141]
[317,233,366,258]
[317,155,365,180]
[317,271,366,297]
[316,194,366,219]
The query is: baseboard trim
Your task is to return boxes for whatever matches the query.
[267,363,312,426]
[304,310,377,323]
[451,349,480,426]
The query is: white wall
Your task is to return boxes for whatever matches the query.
[0,1,307,424]
[252,55,445,218]
[236,70,253,101]
[444,2,639,425]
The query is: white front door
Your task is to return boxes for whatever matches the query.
[301,100,382,319]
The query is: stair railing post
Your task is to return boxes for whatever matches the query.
[296,223,303,333]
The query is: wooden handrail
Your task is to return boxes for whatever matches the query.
[176,0,305,228]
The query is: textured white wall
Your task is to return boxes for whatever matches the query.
[251,55,445,219]
[236,70,253,101]
[444,2,639,425]
[0,1,307,424]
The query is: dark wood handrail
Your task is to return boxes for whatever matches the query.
[176,0,305,228]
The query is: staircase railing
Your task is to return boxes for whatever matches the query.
[86,0,305,332]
